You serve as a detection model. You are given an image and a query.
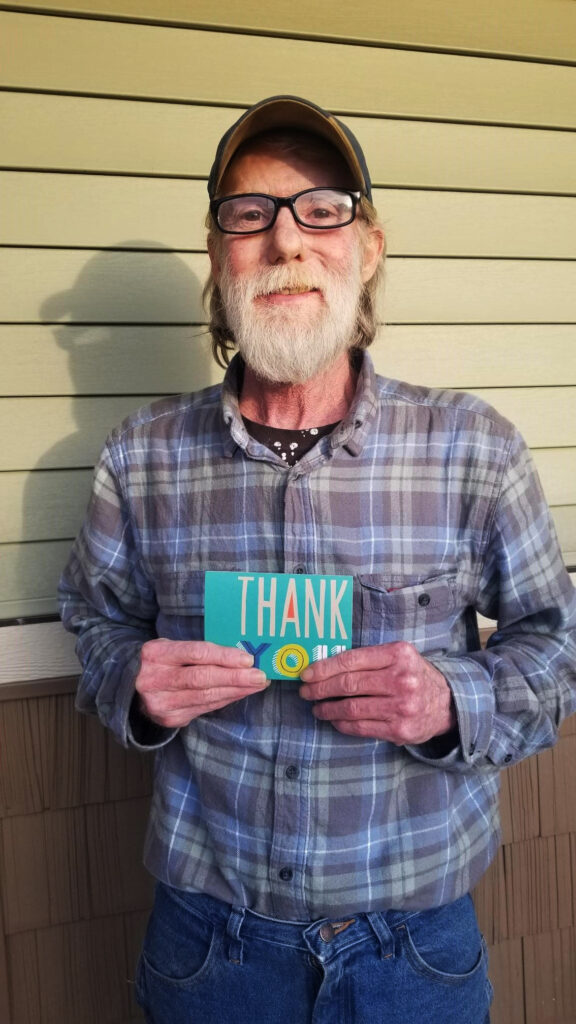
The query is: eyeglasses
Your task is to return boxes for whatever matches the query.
[210,187,362,235]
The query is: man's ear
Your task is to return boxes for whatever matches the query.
[360,226,385,283]
[207,234,221,283]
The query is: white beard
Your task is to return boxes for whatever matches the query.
[218,254,364,384]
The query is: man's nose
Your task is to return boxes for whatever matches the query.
[265,205,305,262]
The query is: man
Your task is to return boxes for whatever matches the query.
[59,96,576,1024]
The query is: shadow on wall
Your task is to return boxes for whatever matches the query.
[18,242,218,620]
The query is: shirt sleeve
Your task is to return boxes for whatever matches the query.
[409,428,576,771]
[58,437,177,751]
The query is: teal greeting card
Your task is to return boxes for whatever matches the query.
[204,571,353,679]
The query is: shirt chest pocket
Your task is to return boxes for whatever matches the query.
[356,573,459,654]
[155,570,205,641]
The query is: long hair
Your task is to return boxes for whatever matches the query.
[202,132,386,369]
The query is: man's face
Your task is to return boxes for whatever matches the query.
[209,142,382,384]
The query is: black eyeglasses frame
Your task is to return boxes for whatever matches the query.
[210,187,363,235]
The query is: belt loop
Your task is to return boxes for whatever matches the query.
[226,906,246,965]
[366,912,394,960]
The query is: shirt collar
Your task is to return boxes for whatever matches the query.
[220,351,379,458]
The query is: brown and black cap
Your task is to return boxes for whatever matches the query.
[207,95,372,201]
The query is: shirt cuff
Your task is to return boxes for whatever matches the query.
[127,691,178,750]
[405,653,495,770]
[93,644,177,750]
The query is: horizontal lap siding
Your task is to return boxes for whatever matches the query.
[0,10,574,610]
[2,11,576,125]
[1,0,576,61]
[1,10,575,621]
[4,94,576,192]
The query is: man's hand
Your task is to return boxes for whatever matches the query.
[135,638,269,729]
[299,642,456,745]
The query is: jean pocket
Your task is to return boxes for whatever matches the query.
[139,886,219,989]
[398,897,488,983]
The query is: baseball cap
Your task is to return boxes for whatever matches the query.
[207,95,372,202]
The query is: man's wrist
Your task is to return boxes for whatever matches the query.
[128,691,176,748]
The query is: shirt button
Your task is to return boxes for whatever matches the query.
[285,765,300,780]
[279,867,293,882]
[293,565,305,574]
[418,593,431,607]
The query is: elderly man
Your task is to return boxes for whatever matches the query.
[60,96,576,1024]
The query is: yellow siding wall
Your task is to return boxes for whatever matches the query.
[1,1,575,621]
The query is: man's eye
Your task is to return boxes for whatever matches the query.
[309,206,335,220]
[300,201,342,224]
[226,206,264,228]
[239,208,264,222]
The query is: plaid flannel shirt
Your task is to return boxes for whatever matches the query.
[59,353,576,920]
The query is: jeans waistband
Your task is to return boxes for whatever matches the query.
[161,885,417,965]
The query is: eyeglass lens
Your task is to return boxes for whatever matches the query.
[215,189,356,233]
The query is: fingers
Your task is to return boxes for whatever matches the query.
[135,638,269,728]
[310,694,453,745]
[300,641,412,684]
[137,658,266,695]
[141,637,256,670]
[138,679,267,729]
[299,642,416,701]
[299,642,455,744]
[310,697,420,745]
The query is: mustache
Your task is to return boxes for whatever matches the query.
[251,267,320,297]
[221,263,351,302]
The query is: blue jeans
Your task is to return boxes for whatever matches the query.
[136,884,492,1023]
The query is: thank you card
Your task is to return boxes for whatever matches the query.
[204,571,353,679]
